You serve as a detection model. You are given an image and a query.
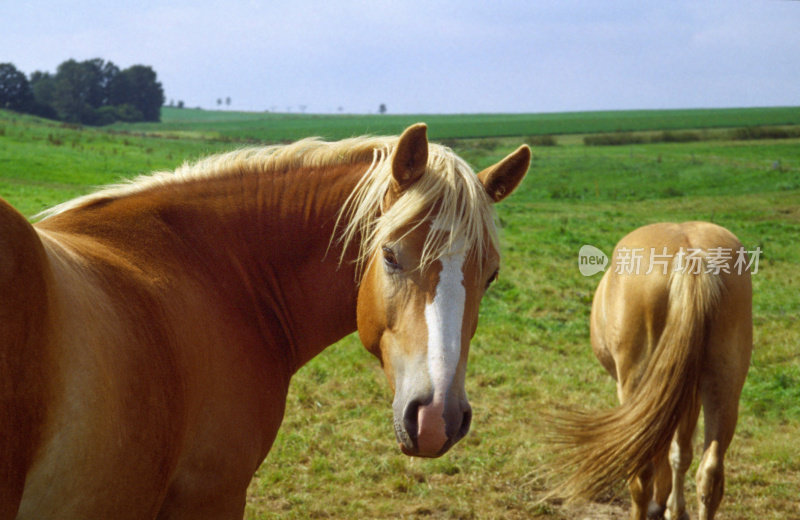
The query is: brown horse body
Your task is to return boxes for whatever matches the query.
[0,125,529,518]
[549,222,752,520]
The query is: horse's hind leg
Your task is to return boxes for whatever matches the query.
[644,397,699,520]
[695,384,741,520]
[647,454,670,519]
[628,461,654,520]
[695,346,749,518]
[664,400,700,520]
[695,287,751,520]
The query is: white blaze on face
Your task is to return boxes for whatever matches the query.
[424,236,466,404]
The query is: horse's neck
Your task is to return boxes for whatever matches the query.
[37,162,366,373]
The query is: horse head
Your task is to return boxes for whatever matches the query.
[355,124,529,457]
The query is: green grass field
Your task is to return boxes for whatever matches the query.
[112,105,800,142]
[1,107,798,518]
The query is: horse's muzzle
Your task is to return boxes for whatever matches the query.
[394,397,472,457]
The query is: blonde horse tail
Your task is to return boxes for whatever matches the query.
[544,263,722,502]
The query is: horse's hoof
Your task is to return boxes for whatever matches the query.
[662,509,690,520]
[647,502,665,520]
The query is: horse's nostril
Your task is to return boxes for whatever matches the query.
[403,399,421,443]
[457,406,472,440]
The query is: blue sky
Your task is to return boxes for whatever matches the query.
[2,0,799,114]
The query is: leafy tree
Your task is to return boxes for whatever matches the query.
[0,62,34,112]
[3,59,165,124]
[106,65,131,108]
[80,58,107,109]
[52,59,99,123]
[29,71,59,119]
[99,61,121,107]
[119,65,164,122]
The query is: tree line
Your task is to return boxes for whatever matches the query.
[0,59,165,125]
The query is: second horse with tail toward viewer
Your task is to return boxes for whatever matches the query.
[545,222,753,520]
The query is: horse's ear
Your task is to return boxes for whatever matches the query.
[391,123,429,191]
[477,145,530,203]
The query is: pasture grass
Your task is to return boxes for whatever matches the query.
[1,107,798,519]
[111,105,800,142]
[0,110,233,215]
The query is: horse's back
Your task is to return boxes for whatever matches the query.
[0,198,53,518]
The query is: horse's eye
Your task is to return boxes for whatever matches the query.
[486,269,499,289]
[382,246,401,271]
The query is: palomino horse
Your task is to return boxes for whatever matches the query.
[0,124,530,519]
[548,222,752,520]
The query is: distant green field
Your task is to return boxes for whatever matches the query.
[0,110,234,216]
[1,107,799,519]
[110,105,800,142]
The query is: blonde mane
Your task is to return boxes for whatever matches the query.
[335,140,498,274]
[37,134,498,273]
[35,136,389,219]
